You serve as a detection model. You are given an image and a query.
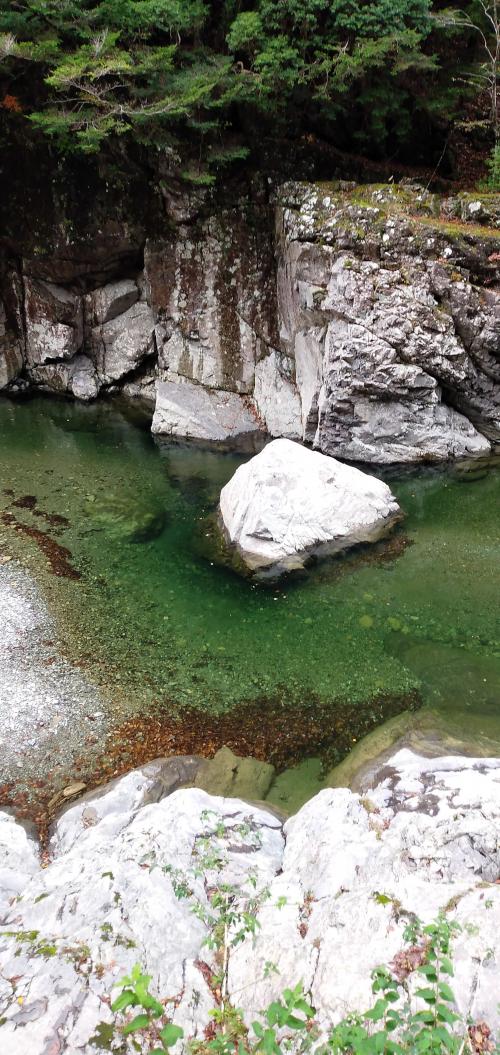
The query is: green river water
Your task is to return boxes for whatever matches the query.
[1,396,499,772]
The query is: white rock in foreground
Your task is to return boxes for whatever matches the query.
[219,437,401,576]
[1,751,500,1054]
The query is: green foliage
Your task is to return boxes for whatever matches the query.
[486,145,500,189]
[111,968,316,1055]
[111,964,184,1051]
[329,915,463,1055]
[110,913,485,1055]
[0,0,484,167]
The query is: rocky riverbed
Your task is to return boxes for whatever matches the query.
[0,558,108,814]
[1,748,500,1054]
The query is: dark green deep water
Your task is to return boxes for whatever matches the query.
[1,396,499,761]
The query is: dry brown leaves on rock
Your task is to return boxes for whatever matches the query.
[469,1023,495,1054]
[390,943,429,982]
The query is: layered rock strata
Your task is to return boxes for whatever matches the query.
[273,183,499,462]
[1,183,498,463]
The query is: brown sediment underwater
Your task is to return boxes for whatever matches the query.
[0,687,421,844]
[10,492,71,529]
[88,687,421,779]
[32,508,71,529]
[1,511,80,580]
[12,494,38,510]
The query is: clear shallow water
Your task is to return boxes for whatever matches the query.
[0,396,499,766]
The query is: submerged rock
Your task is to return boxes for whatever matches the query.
[194,746,275,800]
[85,492,166,543]
[451,453,500,482]
[218,438,401,578]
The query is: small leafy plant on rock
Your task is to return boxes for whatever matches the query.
[111,964,184,1054]
[329,915,464,1055]
[110,816,498,1055]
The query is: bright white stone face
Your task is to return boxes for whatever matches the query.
[2,750,500,1053]
[219,437,400,576]
[152,378,264,446]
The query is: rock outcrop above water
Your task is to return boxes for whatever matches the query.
[1,750,500,1054]
[152,379,265,449]
[219,438,400,577]
[1,181,498,463]
[274,183,499,463]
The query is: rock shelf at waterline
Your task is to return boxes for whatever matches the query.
[218,439,401,579]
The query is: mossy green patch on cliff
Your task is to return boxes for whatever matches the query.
[414,215,500,241]
[280,182,500,257]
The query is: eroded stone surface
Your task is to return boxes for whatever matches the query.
[85,279,139,327]
[275,182,499,462]
[253,350,302,438]
[24,279,83,367]
[152,378,265,447]
[1,753,500,1053]
[51,756,203,857]
[230,758,500,1036]
[1,181,498,463]
[0,303,23,390]
[28,354,99,401]
[219,438,400,576]
[90,301,156,384]
[145,207,277,399]
[0,788,284,1055]
[0,812,39,917]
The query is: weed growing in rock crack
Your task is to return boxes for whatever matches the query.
[329,916,466,1055]
[110,908,497,1055]
[1,813,497,1055]
[111,963,185,1053]
[111,968,315,1055]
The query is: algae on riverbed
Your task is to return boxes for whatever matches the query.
[0,397,499,771]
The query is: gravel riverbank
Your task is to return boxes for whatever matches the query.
[0,558,108,817]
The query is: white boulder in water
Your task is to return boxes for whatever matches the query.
[219,437,401,576]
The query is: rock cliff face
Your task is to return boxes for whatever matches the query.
[1,181,498,463]
[275,183,499,462]
[1,751,500,1053]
